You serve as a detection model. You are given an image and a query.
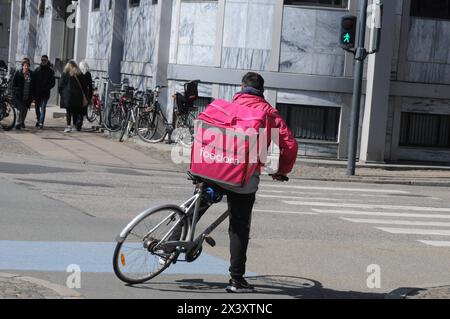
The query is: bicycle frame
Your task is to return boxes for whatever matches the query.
[160,183,230,256]
[117,183,229,259]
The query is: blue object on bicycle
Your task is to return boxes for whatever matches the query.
[205,187,223,204]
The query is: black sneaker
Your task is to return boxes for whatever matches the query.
[226,277,255,293]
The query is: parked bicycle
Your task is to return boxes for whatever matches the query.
[118,87,157,143]
[0,68,16,131]
[86,77,125,132]
[113,172,288,284]
[143,80,200,145]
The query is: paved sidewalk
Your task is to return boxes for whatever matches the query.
[0,273,82,299]
[47,105,450,187]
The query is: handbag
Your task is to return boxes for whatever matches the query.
[75,75,89,108]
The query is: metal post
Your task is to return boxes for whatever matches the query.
[347,0,369,176]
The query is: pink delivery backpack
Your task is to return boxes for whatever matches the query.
[190,99,267,187]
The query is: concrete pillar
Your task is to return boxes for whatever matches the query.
[153,0,173,118]
[27,0,38,66]
[8,0,19,67]
[153,0,173,88]
[73,0,89,62]
[359,0,396,163]
[108,0,126,85]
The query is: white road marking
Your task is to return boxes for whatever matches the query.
[257,194,362,202]
[260,184,410,194]
[418,240,450,247]
[376,227,450,236]
[284,201,450,212]
[312,209,450,219]
[341,218,450,228]
[253,209,318,215]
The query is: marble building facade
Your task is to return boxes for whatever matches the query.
[5,0,450,164]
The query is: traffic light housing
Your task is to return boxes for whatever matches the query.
[340,15,357,50]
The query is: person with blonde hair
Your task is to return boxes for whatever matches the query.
[79,60,94,126]
[58,60,88,132]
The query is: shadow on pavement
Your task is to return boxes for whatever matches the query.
[127,275,387,299]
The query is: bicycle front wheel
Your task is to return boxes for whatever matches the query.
[113,205,186,284]
[142,110,167,143]
[86,104,97,123]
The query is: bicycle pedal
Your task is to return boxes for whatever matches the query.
[205,236,216,247]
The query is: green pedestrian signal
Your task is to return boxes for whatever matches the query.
[340,16,357,50]
[343,33,351,43]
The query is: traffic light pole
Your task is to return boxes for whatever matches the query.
[347,0,369,176]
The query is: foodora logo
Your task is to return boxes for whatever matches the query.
[191,121,279,165]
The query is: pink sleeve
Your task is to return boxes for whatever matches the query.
[269,109,299,175]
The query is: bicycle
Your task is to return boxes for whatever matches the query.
[144,80,200,145]
[112,172,289,284]
[118,88,156,143]
[0,68,16,131]
[85,78,103,124]
[87,76,126,133]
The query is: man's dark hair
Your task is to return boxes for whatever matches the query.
[41,55,49,60]
[242,72,265,91]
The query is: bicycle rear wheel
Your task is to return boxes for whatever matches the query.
[119,110,131,142]
[113,205,187,284]
[172,111,196,147]
[105,102,124,132]
[0,100,16,131]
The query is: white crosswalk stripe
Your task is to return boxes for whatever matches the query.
[341,218,450,228]
[284,201,450,212]
[377,227,450,236]
[417,241,450,247]
[313,209,450,219]
[259,184,410,194]
[256,182,450,248]
[257,194,363,202]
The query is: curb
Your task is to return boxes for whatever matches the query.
[385,283,450,299]
[0,273,83,299]
[289,176,450,188]
[105,132,450,188]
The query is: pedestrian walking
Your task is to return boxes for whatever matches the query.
[79,60,93,129]
[58,60,88,133]
[33,55,55,129]
[12,59,35,130]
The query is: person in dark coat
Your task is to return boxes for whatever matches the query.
[58,60,87,132]
[12,59,35,130]
[33,55,55,129]
[79,60,93,129]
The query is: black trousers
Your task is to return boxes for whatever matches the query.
[226,192,256,279]
[174,191,256,279]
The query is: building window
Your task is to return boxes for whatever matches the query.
[284,0,348,9]
[400,112,450,148]
[20,0,26,19]
[277,104,341,142]
[129,0,140,8]
[411,0,450,20]
[92,0,101,11]
[39,0,45,18]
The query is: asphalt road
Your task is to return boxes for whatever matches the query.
[1,121,450,299]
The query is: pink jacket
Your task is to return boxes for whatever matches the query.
[232,93,299,175]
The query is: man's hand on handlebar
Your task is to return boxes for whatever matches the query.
[270,174,289,182]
